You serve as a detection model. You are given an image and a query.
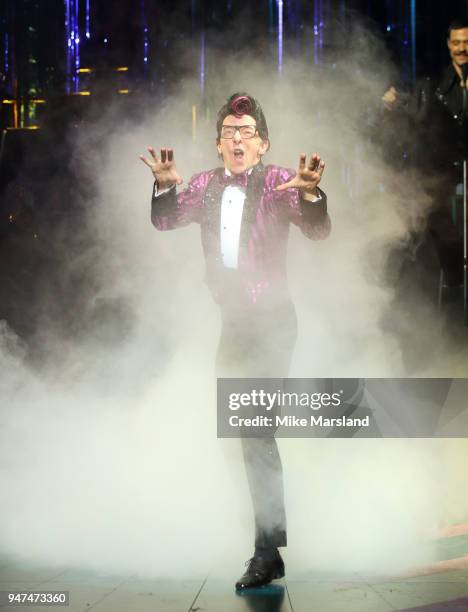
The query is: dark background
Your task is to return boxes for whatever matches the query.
[0,0,467,360]
[1,0,468,104]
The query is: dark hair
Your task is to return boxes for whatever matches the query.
[447,20,468,38]
[216,92,269,142]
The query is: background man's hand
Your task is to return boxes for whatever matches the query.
[382,86,399,110]
[276,153,325,200]
[139,146,183,190]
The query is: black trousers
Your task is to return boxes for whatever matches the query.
[429,206,463,286]
[215,300,297,549]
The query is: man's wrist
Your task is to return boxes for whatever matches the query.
[301,187,321,202]
[155,178,176,192]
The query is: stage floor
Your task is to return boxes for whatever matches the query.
[2,527,468,611]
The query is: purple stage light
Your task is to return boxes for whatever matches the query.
[65,0,71,92]
[277,0,283,74]
[64,0,81,92]
[75,0,80,80]
[141,0,149,71]
[200,31,205,91]
[4,33,8,74]
[86,0,90,39]
[314,0,319,64]
[318,1,323,51]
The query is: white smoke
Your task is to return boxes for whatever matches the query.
[1,19,468,582]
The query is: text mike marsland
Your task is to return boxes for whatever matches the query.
[229,414,371,428]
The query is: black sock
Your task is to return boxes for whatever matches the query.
[255,546,279,560]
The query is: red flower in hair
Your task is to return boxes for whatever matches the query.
[230,95,253,117]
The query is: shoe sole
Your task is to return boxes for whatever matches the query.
[235,572,285,590]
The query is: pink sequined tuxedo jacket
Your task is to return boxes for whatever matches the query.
[151,162,331,307]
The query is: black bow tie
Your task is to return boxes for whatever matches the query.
[220,172,249,188]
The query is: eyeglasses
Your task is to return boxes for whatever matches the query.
[220,125,258,139]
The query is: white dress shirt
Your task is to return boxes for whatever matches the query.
[220,177,247,269]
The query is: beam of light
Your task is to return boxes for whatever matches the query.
[64,0,81,92]
[313,0,319,65]
[75,0,80,88]
[4,33,8,74]
[277,0,283,75]
[200,31,205,91]
[71,0,76,90]
[319,0,323,52]
[410,0,416,84]
[141,0,149,70]
[323,0,331,54]
[86,0,90,38]
[65,0,71,93]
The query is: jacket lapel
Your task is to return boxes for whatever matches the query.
[238,162,265,258]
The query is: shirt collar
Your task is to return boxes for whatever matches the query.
[224,166,255,177]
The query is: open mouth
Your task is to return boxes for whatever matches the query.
[234,148,244,160]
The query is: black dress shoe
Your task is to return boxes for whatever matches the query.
[235,552,285,590]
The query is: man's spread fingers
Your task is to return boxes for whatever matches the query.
[161,148,167,163]
[276,182,291,191]
[168,149,174,162]
[140,155,152,167]
[308,154,318,169]
[299,154,307,170]
[148,147,159,162]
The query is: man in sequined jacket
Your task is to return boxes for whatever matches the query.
[140,93,331,589]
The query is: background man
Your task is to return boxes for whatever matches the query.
[382,20,468,118]
[140,93,331,589]
[382,20,468,289]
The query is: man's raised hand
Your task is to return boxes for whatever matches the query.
[276,153,325,198]
[382,86,399,110]
[139,146,183,190]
